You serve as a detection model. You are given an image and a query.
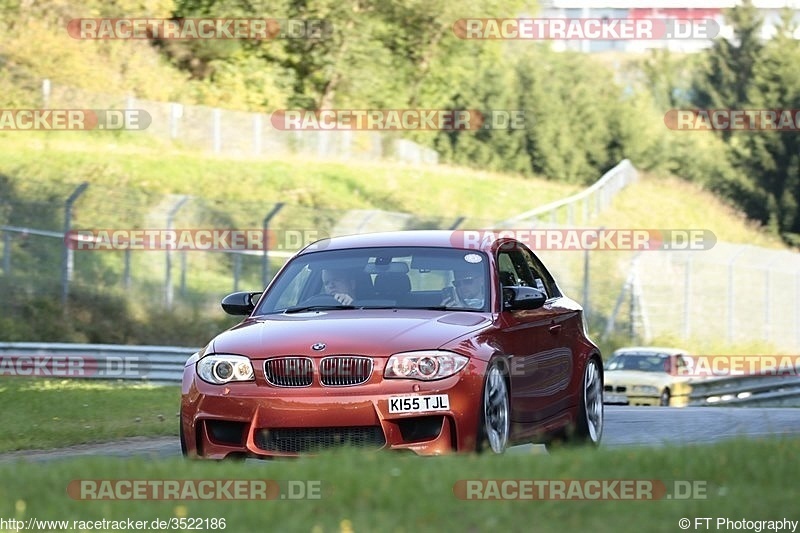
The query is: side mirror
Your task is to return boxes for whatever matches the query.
[503,286,547,311]
[221,291,262,315]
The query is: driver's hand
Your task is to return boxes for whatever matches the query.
[333,293,354,305]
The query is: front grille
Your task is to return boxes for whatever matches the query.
[264,357,313,387]
[255,426,386,453]
[319,356,373,386]
[604,385,627,393]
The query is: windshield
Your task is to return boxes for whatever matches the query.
[255,246,489,314]
[605,353,669,373]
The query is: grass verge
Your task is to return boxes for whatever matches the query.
[0,438,797,532]
[0,377,179,453]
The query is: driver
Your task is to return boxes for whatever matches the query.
[321,268,357,305]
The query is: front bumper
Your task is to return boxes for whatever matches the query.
[181,360,487,459]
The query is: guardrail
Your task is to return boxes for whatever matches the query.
[0,343,196,385]
[688,375,800,407]
[499,159,638,227]
[4,342,799,405]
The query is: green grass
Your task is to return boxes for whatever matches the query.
[0,438,797,532]
[593,172,785,248]
[0,378,179,452]
[0,132,580,227]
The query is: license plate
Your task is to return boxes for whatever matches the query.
[388,394,450,414]
[604,393,627,404]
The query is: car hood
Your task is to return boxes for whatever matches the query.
[604,370,691,386]
[210,309,492,358]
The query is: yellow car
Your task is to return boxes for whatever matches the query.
[603,347,694,407]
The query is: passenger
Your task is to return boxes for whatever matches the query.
[442,269,486,309]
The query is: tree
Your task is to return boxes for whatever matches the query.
[692,0,764,115]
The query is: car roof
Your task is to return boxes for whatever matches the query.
[299,230,503,255]
[611,347,689,357]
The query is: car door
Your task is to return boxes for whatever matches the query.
[496,242,576,426]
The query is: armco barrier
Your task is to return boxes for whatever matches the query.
[0,343,197,385]
[3,342,799,405]
[688,374,800,407]
[499,159,638,227]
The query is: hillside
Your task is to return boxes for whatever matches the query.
[1,131,791,350]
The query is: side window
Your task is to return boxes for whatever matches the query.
[497,253,519,286]
[497,250,536,288]
[518,246,559,298]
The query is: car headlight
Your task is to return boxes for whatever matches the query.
[197,354,255,385]
[631,385,658,395]
[384,351,468,381]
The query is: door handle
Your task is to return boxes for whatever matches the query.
[548,324,562,334]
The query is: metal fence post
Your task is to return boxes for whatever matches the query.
[123,249,131,290]
[42,79,51,107]
[61,182,89,310]
[180,251,187,297]
[165,196,188,309]
[763,259,777,344]
[727,246,748,343]
[582,247,590,318]
[261,203,285,287]
[169,103,182,139]
[233,253,241,291]
[253,114,262,156]
[212,108,222,154]
[2,231,10,274]
[682,254,692,339]
[449,217,465,230]
[581,197,587,225]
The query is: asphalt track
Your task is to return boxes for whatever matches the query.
[3,406,799,462]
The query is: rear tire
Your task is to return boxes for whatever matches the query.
[569,357,603,445]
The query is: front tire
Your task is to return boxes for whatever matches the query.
[179,420,188,457]
[477,363,510,453]
[659,388,671,407]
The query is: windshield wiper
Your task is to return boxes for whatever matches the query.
[284,305,356,314]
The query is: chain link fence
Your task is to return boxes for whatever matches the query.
[0,160,639,331]
[42,80,439,164]
[631,244,800,350]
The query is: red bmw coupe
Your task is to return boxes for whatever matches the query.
[180,230,603,458]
